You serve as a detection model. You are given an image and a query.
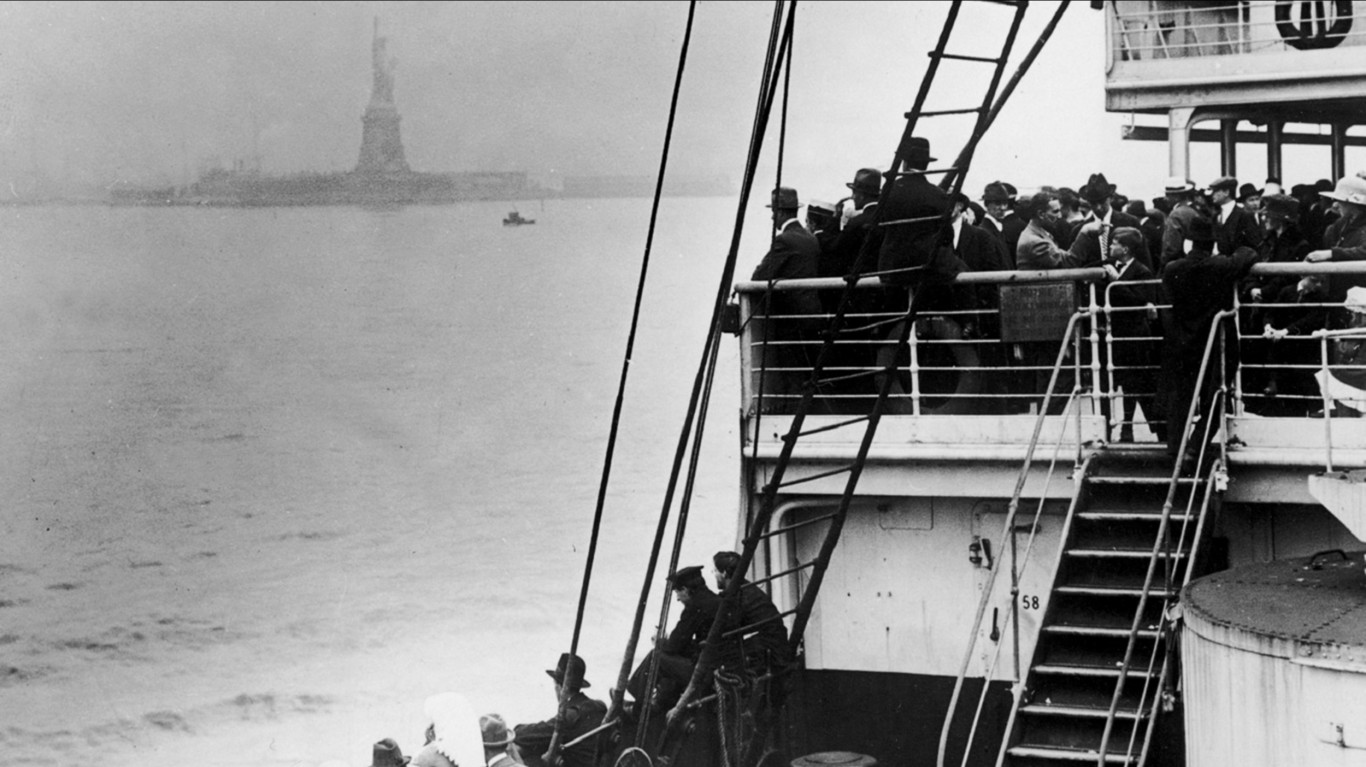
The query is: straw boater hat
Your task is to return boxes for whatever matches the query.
[1163,176,1196,196]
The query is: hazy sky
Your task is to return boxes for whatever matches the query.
[0,1,1355,199]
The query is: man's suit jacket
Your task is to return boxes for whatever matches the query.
[1067,210,1144,268]
[1016,220,1083,271]
[876,175,958,287]
[753,221,823,327]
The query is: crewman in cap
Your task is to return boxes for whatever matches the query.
[1160,176,1202,269]
[514,655,606,767]
[1159,216,1264,467]
[1206,175,1263,256]
[480,714,524,767]
[624,565,720,714]
[752,186,823,412]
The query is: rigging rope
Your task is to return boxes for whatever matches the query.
[610,0,797,748]
[547,3,697,764]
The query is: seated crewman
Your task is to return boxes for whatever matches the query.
[625,565,720,712]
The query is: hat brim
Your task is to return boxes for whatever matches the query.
[546,669,591,687]
[483,735,516,748]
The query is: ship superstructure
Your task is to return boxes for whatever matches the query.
[610,3,1366,767]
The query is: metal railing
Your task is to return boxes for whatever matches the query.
[735,263,1366,468]
[934,311,1093,767]
[1312,325,1366,471]
[1108,0,1366,61]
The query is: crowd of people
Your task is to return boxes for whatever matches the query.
[345,551,789,767]
[749,135,1366,457]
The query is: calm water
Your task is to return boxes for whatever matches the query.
[0,199,753,766]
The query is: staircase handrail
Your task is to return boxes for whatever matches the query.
[936,309,1094,767]
[1096,308,1236,766]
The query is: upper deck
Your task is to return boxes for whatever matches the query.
[1104,0,1366,115]
[732,263,1366,504]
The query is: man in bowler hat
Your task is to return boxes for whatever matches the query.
[514,654,606,767]
[752,186,823,412]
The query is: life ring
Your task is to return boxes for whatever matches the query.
[1275,0,1354,50]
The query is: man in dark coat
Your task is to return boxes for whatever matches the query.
[515,655,607,767]
[873,137,963,410]
[820,167,883,281]
[1159,217,1263,465]
[1240,194,1312,409]
[980,180,1026,265]
[625,565,721,712]
[752,186,824,412]
[1207,176,1263,256]
[1160,177,1203,269]
[1069,172,1145,269]
[818,168,887,409]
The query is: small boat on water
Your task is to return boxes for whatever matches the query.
[503,210,535,226]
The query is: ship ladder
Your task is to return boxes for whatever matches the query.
[673,3,1036,765]
[993,317,1234,767]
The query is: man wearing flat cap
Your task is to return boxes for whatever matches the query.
[1207,176,1262,257]
[514,654,606,767]
[624,565,720,714]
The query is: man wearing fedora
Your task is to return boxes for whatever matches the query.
[481,714,524,767]
[1068,172,1144,269]
[514,654,606,767]
[819,167,883,280]
[1238,182,1263,219]
[1207,176,1263,257]
[1160,177,1203,269]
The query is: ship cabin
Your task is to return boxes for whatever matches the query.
[719,5,1366,765]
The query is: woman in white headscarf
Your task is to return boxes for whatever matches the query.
[411,692,485,767]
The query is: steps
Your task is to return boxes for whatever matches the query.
[1002,449,1215,767]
